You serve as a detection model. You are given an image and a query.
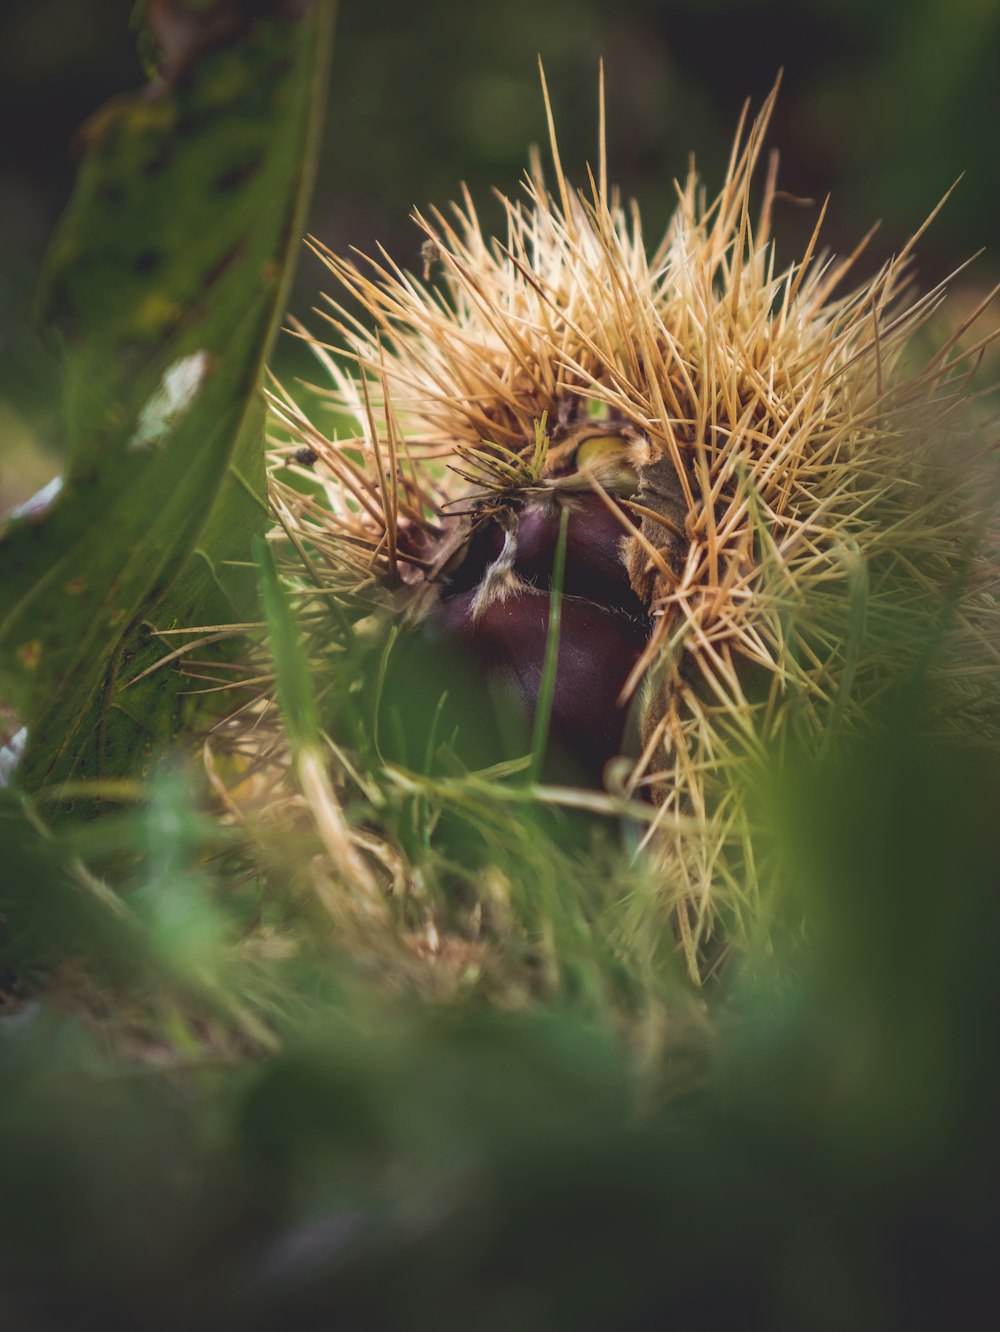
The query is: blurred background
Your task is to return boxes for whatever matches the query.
[1,0,998,510]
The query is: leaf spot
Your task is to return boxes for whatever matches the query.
[0,727,27,789]
[213,156,263,192]
[134,290,182,334]
[5,475,63,522]
[17,641,42,671]
[128,350,212,451]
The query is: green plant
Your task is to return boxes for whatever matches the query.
[0,0,333,790]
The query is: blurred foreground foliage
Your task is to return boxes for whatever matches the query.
[0,0,332,789]
[2,695,999,1329]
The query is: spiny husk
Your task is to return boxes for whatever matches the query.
[242,76,998,981]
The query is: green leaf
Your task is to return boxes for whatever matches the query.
[528,504,569,784]
[0,0,335,790]
[252,534,320,754]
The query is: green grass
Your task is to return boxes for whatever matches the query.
[2,647,999,1327]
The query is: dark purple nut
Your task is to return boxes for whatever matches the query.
[514,495,641,612]
[432,585,649,782]
[439,518,507,593]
